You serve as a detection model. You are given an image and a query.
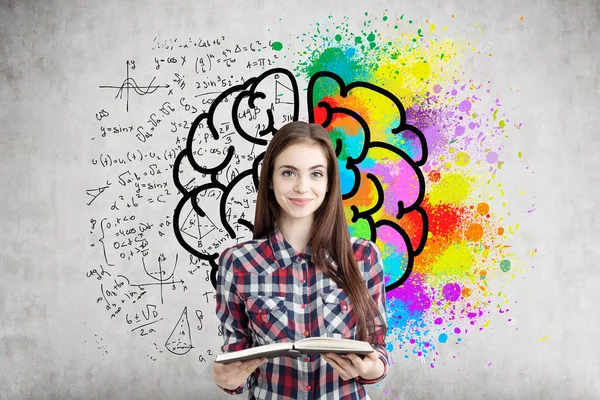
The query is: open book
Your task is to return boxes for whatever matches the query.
[215,337,374,364]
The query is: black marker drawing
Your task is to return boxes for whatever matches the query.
[99,61,170,112]
[135,254,184,304]
[172,68,299,287]
[88,41,429,363]
[165,307,193,355]
[172,68,428,291]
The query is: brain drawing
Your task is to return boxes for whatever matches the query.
[172,68,428,291]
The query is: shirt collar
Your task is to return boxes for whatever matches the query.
[268,226,313,269]
[268,226,338,270]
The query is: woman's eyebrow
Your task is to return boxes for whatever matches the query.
[278,164,326,170]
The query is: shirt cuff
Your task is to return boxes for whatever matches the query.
[216,382,245,394]
[356,347,389,384]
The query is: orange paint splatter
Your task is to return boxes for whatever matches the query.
[429,170,441,182]
[465,223,484,241]
[498,227,505,235]
[477,202,489,215]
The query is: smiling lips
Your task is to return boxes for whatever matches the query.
[289,198,312,206]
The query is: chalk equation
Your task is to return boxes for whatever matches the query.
[87,32,428,363]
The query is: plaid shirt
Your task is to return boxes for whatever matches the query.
[215,227,389,399]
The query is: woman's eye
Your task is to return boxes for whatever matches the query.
[281,170,323,178]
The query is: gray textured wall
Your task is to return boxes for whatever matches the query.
[1,0,598,399]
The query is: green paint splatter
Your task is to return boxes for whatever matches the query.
[383,16,388,21]
[335,34,342,42]
[297,46,369,86]
[367,32,376,42]
[349,217,371,239]
[500,260,511,272]
[271,41,283,51]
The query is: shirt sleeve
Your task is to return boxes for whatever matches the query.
[214,246,252,395]
[356,240,390,385]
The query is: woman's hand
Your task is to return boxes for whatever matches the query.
[212,357,268,390]
[322,351,384,381]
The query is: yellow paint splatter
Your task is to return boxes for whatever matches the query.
[411,60,431,80]
[541,336,548,341]
[427,173,471,205]
[455,151,470,166]
[431,243,474,277]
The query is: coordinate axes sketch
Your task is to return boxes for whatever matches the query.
[99,60,170,112]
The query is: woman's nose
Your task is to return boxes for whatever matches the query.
[295,178,309,193]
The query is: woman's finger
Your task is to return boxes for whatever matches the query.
[346,353,364,366]
[326,353,353,368]
[240,357,268,374]
[323,354,355,380]
[346,353,376,375]
[322,355,344,376]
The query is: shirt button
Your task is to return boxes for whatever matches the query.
[306,385,311,390]
[301,304,306,309]
[304,331,309,337]
[301,278,306,284]
[304,357,310,362]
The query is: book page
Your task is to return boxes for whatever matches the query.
[216,342,293,363]
[296,337,373,352]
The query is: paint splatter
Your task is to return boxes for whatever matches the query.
[283,12,532,367]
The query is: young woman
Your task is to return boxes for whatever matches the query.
[212,121,389,399]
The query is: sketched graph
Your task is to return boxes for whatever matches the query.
[99,60,170,111]
[130,254,184,304]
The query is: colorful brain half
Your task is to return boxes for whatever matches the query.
[308,71,428,290]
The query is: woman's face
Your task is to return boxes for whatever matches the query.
[270,141,329,224]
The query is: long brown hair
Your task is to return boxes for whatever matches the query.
[253,121,387,343]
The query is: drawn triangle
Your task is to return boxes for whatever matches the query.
[165,306,193,355]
